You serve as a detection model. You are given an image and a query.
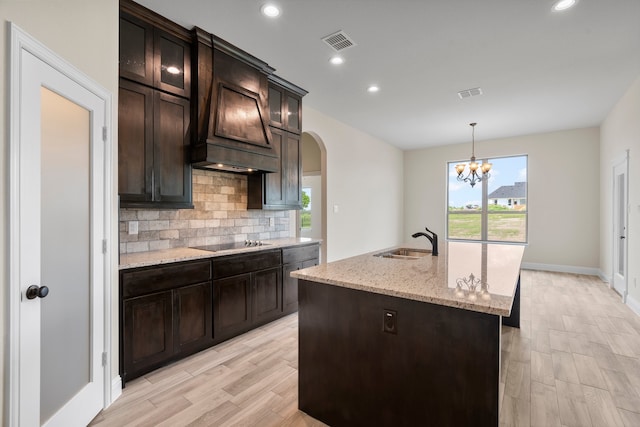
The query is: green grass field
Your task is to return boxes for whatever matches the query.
[448,212,526,242]
[300,211,311,228]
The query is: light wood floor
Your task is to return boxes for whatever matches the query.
[90,270,640,426]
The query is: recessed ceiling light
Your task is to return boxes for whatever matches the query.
[367,85,380,93]
[552,0,578,11]
[261,4,281,17]
[329,56,344,65]
[166,65,181,75]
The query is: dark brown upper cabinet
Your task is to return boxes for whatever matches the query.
[247,127,302,210]
[119,10,190,98]
[268,83,302,134]
[247,77,307,210]
[118,79,192,208]
[118,0,192,208]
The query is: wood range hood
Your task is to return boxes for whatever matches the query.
[191,27,280,174]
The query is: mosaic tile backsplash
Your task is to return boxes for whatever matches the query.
[119,169,292,254]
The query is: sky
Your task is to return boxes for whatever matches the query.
[448,155,527,208]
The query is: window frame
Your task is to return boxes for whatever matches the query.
[446,154,528,244]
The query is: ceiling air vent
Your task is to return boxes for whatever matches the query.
[457,87,483,99]
[322,30,357,52]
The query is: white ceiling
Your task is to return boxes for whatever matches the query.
[136,0,640,150]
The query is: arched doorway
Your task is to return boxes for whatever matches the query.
[298,131,327,263]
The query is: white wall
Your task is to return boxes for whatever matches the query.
[302,106,404,262]
[0,1,119,421]
[404,127,601,271]
[600,75,640,313]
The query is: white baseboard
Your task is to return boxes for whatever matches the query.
[521,262,601,277]
[110,375,122,407]
[627,294,640,316]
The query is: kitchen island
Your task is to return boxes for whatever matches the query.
[291,241,524,427]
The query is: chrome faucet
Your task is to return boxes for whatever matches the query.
[412,227,438,256]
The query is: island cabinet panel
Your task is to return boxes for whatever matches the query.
[212,250,283,342]
[298,279,501,427]
[120,259,212,382]
[282,244,320,314]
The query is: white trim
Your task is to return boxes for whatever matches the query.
[521,262,600,277]
[111,376,123,403]
[611,150,629,303]
[7,22,114,425]
[626,294,640,317]
[597,269,611,285]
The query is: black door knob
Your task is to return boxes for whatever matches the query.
[26,285,49,300]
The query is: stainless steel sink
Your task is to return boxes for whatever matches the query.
[374,248,431,259]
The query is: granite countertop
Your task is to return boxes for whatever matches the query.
[119,237,321,270]
[291,241,524,316]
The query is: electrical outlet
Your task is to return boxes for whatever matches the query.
[383,309,397,334]
[128,221,138,235]
[269,217,275,227]
[333,204,339,213]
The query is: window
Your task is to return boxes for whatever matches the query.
[300,188,311,229]
[447,155,527,243]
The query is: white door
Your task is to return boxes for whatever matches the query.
[9,25,109,426]
[612,153,629,300]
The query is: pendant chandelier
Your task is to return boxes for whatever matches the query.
[455,122,491,188]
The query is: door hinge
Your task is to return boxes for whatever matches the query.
[102,239,107,254]
[102,126,107,142]
[102,352,107,367]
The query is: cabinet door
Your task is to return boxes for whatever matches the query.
[268,85,283,128]
[174,282,213,354]
[214,273,252,341]
[283,258,319,315]
[253,267,282,325]
[119,13,154,86]
[154,29,191,98]
[123,291,173,381]
[282,262,302,314]
[264,127,285,206]
[285,92,301,134]
[118,79,153,203]
[284,132,302,208]
[153,91,192,207]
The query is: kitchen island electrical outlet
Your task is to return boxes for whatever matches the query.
[128,221,138,235]
[383,309,397,334]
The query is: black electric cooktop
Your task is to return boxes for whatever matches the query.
[191,241,270,252]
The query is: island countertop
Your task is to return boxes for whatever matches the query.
[291,241,525,316]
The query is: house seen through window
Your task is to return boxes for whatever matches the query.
[447,155,527,243]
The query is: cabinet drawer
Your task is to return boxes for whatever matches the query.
[283,244,319,264]
[122,259,212,298]
[212,250,282,279]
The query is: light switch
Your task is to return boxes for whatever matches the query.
[333,204,339,213]
[128,221,138,235]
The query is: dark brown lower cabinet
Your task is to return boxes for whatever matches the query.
[120,259,212,382]
[212,250,283,342]
[124,290,173,379]
[120,243,319,384]
[214,273,251,341]
[282,244,320,314]
[253,267,282,324]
